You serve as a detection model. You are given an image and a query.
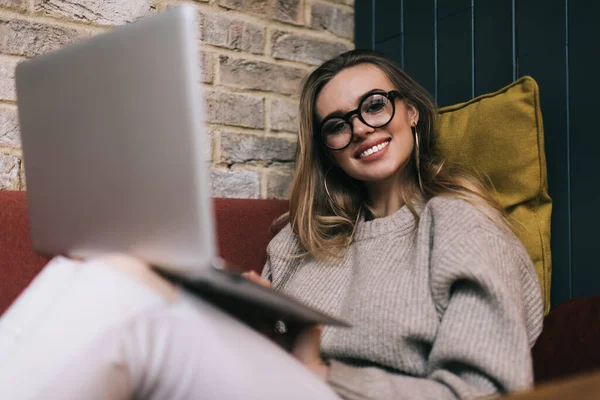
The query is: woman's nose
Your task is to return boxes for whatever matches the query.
[351,115,374,140]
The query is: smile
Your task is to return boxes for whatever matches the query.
[358,140,390,159]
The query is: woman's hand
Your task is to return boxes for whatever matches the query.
[242,271,329,380]
[241,270,271,288]
[241,270,329,380]
[291,325,330,381]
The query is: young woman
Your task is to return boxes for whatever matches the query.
[256,49,544,399]
[0,50,543,400]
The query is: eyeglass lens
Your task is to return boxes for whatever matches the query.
[321,93,394,149]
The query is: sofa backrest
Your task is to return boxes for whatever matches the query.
[0,191,49,317]
[212,197,289,272]
[0,191,289,315]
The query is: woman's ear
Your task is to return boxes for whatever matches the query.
[320,146,340,167]
[406,103,419,125]
[328,151,340,167]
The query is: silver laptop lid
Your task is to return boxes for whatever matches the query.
[15,5,216,278]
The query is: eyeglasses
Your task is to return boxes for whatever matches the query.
[317,90,401,150]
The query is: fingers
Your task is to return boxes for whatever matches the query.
[291,325,323,364]
[291,325,329,380]
[241,270,271,288]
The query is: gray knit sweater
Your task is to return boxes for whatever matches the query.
[263,196,544,400]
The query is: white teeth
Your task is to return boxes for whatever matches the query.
[359,140,389,158]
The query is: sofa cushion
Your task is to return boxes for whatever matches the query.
[437,76,552,313]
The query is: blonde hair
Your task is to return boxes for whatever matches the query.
[285,50,510,259]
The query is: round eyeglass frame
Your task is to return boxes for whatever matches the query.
[316,90,401,151]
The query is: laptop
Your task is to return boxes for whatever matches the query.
[15,4,348,328]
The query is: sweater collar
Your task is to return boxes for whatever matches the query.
[353,205,416,241]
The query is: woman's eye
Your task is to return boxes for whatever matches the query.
[364,99,387,113]
[329,121,346,134]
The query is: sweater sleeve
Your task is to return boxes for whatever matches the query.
[326,228,544,400]
[260,223,303,288]
[261,259,273,283]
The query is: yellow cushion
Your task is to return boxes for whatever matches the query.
[437,76,552,314]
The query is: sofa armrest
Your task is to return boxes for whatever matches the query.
[532,294,600,383]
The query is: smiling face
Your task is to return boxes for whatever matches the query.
[315,64,419,187]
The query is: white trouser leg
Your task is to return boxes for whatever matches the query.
[121,293,340,400]
[0,257,340,400]
[0,256,168,399]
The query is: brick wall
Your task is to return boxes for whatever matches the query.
[0,0,354,198]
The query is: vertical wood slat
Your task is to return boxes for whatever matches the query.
[470,0,474,99]
[511,0,517,80]
[374,37,404,68]
[373,0,404,68]
[434,0,438,100]
[516,0,571,307]
[401,0,405,69]
[374,0,402,42]
[436,0,472,107]
[403,0,437,99]
[354,0,374,51]
[473,0,513,96]
[568,0,600,298]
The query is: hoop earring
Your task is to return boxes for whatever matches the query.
[411,124,425,193]
[324,167,344,213]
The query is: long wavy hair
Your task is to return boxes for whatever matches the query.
[286,49,509,259]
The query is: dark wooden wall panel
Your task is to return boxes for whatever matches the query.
[355,0,600,307]
[473,0,513,96]
[568,0,600,298]
[374,0,402,43]
[375,35,403,69]
[516,0,570,307]
[355,0,374,50]
[373,0,403,69]
[403,0,436,99]
[437,0,472,106]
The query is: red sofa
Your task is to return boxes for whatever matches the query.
[1,190,598,385]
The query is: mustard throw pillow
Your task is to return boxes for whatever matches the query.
[436,76,552,314]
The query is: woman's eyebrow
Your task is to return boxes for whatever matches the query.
[321,88,387,122]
